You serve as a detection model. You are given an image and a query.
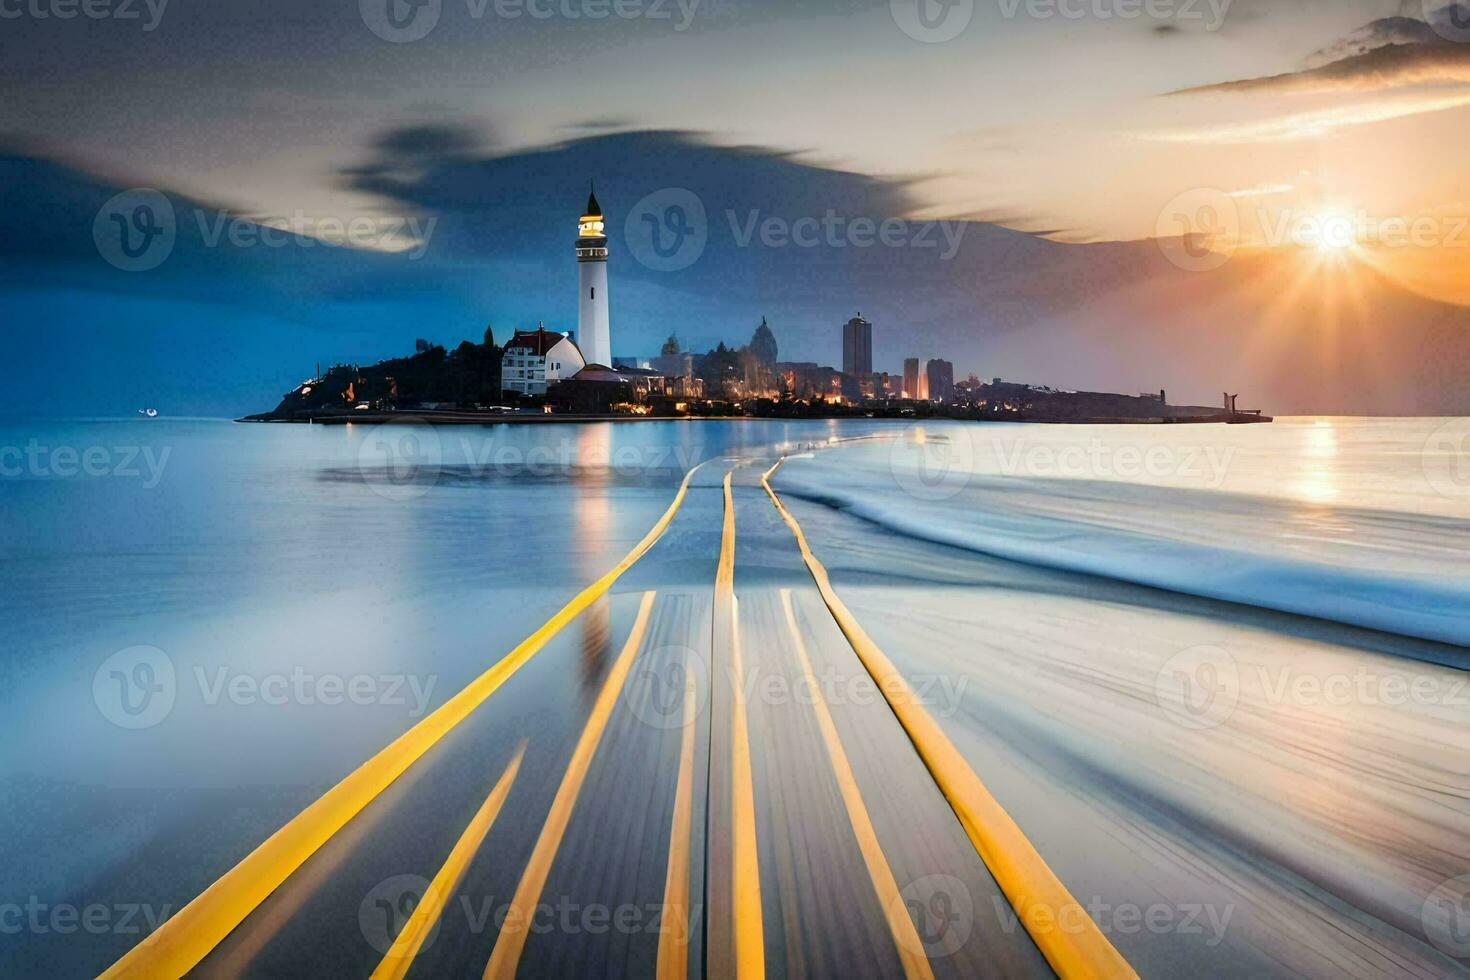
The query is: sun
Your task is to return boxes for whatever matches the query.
[1311,207,1359,255]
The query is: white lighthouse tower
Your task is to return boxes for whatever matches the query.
[576,185,612,367]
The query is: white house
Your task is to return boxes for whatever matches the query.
[501,324,586,396]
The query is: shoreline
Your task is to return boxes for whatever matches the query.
[235,410,1273,426]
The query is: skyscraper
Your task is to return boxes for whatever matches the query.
[903,358,920,399]
[926,359,955,403]
[576,186,612,367]
[842,314,872,377]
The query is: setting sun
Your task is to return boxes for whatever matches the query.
[1312,208,1358,253]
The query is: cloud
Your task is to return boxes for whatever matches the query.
[1305,15,1443,67]
[1227,183,1294,198]
[1169,40,1470,97]
[1140,88,1470,142]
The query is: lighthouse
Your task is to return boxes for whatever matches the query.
[576,185,612,367]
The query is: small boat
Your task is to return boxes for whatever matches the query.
[138,408,159,418]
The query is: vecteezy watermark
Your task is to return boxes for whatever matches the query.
[1155,649,1467,729]
[0,0,168,30]
[727,210,967,260]
[888,426,976,502]
[1422,418,1470,500]
[92,647,438,729]
[1422,873,1470,958]
[1156,191,1470,272]
[0,897,174,936]
[990,436,1236,487]
[998,0,1230,29]
[359,877,701,954]
[194,210,437,258]
[625,188,708,272]
[0,440,171,487]
[93,189,176,272]
[1154,646,1240,730]
[93,646,178,730]
[1251,667,1468,710]
[627,652,967,730]
[890,0,974,43]
[889,874,976,958]
[361,874,440,954]
[626,647,710,731]
[1258,208,1470,252]
[1155,188,1239,272]
[890,0,1230,43]
[360,0,705,43]
[93,190,437,271]
[741,664,968,716]
[1425,1,1470,43]
[622,189,969,272]
[354,425,706,502]
[357,424,445,502]
[994,895,1235,947]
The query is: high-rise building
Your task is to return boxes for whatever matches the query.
[576,186,612,367]
[926,358,954,403]
[842,314,872,377]
[903,358,920,399]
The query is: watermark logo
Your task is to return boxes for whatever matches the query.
[1426,1,1470,43]
[195,210,437,258]
[0,897,174,936]
[726,210,967,260]
[93,646,177,730]
[625,188,707,272]
[1252,666,1467,709]
[1155,645,1239,729]
[94,189,176,272]
[995,895,1235,945]
[0,0,169,30]
[361,0,704,42]
[1155,188,1238,272]
[888,426,975,501]
[990,436,1236,487]
[360,874,438,954]
[1423,418,1470,499]
[1257,208,1470,252]
[626,648,709,731]
[1422,874,1470,958]
[890,874,974,958]
[0,440,171,487]
[93,648,437,727]
[357,424,444,501]
[360,0,442,42]
[891,0,974,43]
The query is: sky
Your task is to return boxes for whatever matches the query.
[2,0,1469,414]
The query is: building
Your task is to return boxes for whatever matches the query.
[842,314,872,377]
[858,372,888,401]
[576,186,612,368]
[903,358,922,400]
[549,364,669,414]
[778,362,843,401]
[501,324,586,396]
[926,358,955,403]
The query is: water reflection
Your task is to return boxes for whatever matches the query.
[1292,419,1340,504]
[575,424,615,696]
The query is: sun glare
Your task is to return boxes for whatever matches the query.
[1312,208,1358,254]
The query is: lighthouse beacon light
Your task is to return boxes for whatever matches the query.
[576,184,612,368]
